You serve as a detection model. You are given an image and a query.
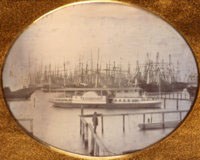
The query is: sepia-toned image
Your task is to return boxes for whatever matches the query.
[2,1,198,156]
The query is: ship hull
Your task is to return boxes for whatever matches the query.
[4,87,35,100]
[139,81,187,92]
[187,86,197,98]
[138,120,180,130]
[52,101,162,109]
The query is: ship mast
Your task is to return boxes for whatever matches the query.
[146,53,150,84]
[168,54,172,84]
[90,51,93,86]
[95,49,100,88]
[176,60,180,82]
[63,61,66,87]
[155,52,160,84]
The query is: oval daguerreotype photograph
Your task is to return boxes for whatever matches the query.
[2,1,198,157]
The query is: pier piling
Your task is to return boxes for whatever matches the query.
[123,115,125,133]
[163,98,166,109]
[162,113,165,128]
[176,99,179,110]
[101,115,104,134]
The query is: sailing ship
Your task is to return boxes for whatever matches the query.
[134,53,187,92]
[186,73,198,98]
[4,86,35,100]
[4,55,37,100]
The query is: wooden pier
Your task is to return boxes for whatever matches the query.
[81,110,188,133]
[80,116,115,156]
[79,107,189,156]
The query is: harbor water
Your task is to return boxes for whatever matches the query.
[8,90,192,155]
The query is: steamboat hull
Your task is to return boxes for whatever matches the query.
[52,101,162,109]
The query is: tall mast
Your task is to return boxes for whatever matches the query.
[128,63,131,75]
[156,52,160,83]
[90,51,93,86]
[168,54,172,83]
[176,60,180,82]
[113,61,116,84]
[63,61,66,87]
[28,54,31,87]
[95,49,100,88]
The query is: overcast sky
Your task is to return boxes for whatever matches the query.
[3,2,198,90]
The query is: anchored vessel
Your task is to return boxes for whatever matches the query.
[50,87,162,109]
[4,87,35,100]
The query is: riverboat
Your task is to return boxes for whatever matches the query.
[50,87,162,109]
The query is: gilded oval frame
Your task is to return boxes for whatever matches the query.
[0,0,200,160]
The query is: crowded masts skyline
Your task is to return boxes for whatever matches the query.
[21,50,197,93]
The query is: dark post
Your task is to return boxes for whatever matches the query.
[163,98,166,109]
[143,114,145,124]
[90,134,95,156]
[85,123,88,149]
[80,118,82,135]
[82,123,85,140]
[176,99,179,110]
[123,115,125,133]
[80,106,84,135]
[162,113,165,128]
[81,105,84,115]
[96,144,99,156]
[101,115,104,134]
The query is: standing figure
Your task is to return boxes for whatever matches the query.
[92,112,98,133]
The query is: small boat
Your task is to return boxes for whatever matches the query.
[50,87,162,109]
[3,87,35,101]
[138,120,180,130]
